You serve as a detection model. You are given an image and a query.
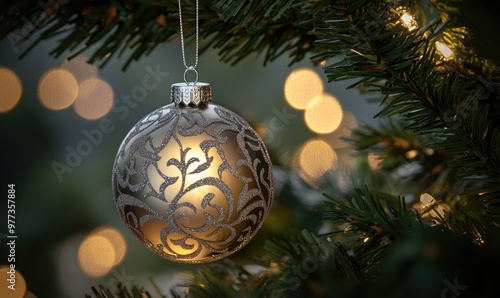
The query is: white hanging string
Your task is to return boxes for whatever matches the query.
[177,0,199,84]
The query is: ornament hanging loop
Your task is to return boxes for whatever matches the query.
[178,0,200,81]
[184,66,198,85]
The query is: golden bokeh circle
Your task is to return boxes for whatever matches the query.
[94,226,127,265]
[284,68,324,110]
[78,235,116,278]
[73,78,114,120]
[304,93,343,134]
[0,68,23,113]
[296,139,337,186]
[61,56,98,83]
[38,68,79,110]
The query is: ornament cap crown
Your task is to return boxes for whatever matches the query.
[171,82,212,107]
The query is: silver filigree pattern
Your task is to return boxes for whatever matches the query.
[112,101,273,263]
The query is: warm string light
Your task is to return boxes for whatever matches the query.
[435,41,454,60]
[397,7,455,60]
[400,11,417,31]
[415,193,449,223]
[420,193,436,207]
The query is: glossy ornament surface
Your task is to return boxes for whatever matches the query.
[112,83,273,263]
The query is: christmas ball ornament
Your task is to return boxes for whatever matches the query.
[112,82,274,263]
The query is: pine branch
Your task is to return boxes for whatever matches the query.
[86,282,156,298]
[259,229,365,297]
[171,260,279,298]
[0,0,319,69]
[309,0,500,233]
[322,187,423,240]
[350,121,456,199]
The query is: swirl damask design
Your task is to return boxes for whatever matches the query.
[112,103,273,263]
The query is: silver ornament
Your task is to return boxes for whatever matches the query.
[112,82,274,263]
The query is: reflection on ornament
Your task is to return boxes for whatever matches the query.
[112,83,274,263]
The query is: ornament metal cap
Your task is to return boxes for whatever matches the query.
[171,82,212,107]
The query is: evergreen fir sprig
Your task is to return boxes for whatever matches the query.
[320,187,423,276]
[350,121,456,199]
[260,229,365,296]
[308,0,500,236]
[0,0,320,69]
[86,282,156,298]
[255,186,424,295]
[322,187,423,240]
[171,260,282,298]
[214,0,298,29]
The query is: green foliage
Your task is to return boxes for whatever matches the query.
[86,282,156,298]
[0,0,319,69]
[309,0,500,235]
[350,121,455,198]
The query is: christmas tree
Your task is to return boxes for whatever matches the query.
[1,0,499,297]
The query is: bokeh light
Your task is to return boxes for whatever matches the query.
[61,56,98,83]
[320,111,358,148]
[38,68,79,110]
[296,139,337,186]
[78,235,116,278]
[405,149,418,159]
[73,78,114,120]
[0,67,23,113]
[284,68,324,110]
[77,226,127,278]
[304,93,343,134]
[93,226,127,265]
[0,265,27,298]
